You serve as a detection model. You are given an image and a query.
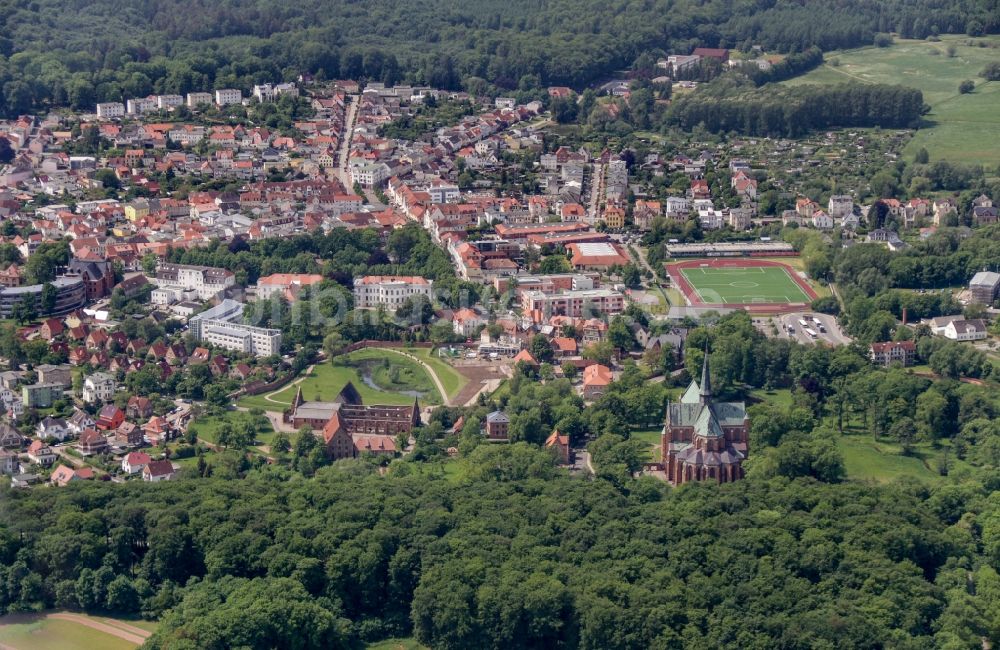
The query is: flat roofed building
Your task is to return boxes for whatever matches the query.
[186,92,214,107]
[664,241,796,257]
[215,89,243,106]
[96,102,125,119]
[567,242,630,270]
[188,299,281,357]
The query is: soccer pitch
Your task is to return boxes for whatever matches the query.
[679,265,813,305]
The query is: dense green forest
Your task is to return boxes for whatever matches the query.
[0,0,998,116]
[2,462,1000,649]
[3,306,1000,648]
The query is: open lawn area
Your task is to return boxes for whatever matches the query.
[679,265,813,305]
[631,428,662,462]
[750,388,795,409]
[239,348,450,411]
[0,613,153,650]
[784,36,1000,166]
[837,433,944,483]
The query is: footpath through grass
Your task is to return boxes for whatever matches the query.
[408,347,467,399]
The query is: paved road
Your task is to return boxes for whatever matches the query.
[588,162,605,223]
[336,94,359,189]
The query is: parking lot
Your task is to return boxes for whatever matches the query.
[754,312,852,346]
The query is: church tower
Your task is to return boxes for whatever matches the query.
[699,343,712,405]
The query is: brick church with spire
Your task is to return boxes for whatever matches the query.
[661,348,749,485]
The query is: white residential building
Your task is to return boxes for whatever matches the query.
[142,460,175,482]
[427,180,460,204]
[253,83,299,102]
[943,319,988,341]
[215,89,243,106]
[82,372,117,404]
[188,299,282,357]
[154,263,235,300]
[156,94,184,110]
[186,92,214,108]
[96,102,126,119]
[37,416,70,442]
[452,308,486,336]
[665,196,691,220]
[126,97,157,115]
[353,276,433,310]
[811,211,834,229]
[350,162,391,188]
[122,451,151,475]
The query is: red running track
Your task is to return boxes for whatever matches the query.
[666,258,818,314]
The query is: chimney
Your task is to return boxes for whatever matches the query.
[901,307,908,326]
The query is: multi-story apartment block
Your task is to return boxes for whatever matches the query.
[215,89,243,106]
[353,276,433,310]
[96,102,126,119]
[126,97,157,115]
[427,180,460,204]
[186,92,214,108]
[188,299,282,357]
[521,288,625,320]
[350,163,391,188]
[156,94,184,110]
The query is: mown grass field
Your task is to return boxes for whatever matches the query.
[784,36,1000,166]
[0,614,147,650]
[837,433,941,483]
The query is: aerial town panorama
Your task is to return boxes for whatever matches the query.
[1,0,1000,648]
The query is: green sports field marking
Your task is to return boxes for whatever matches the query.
[679,264,812,305]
